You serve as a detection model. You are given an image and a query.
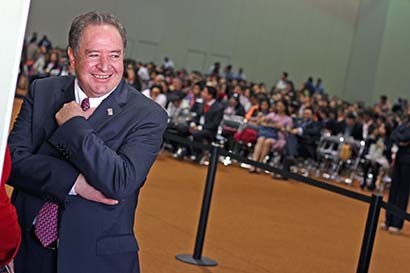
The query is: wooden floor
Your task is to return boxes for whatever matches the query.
[9,97,410,273]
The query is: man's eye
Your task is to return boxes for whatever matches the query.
[88,54,99,58]
[111,54,120,59]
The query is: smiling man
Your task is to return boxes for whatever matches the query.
[8,12,167,273]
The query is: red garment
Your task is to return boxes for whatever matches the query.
[234,128,258,144]
[0,146,21,266]
[204,103,210,114]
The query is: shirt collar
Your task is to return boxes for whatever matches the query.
[74,79,117,108]
[207,99,216,106]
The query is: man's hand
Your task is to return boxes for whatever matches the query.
[73,174,118,205]
[55,101,95,126]
[290,128,299,135]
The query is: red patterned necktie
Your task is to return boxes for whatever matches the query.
[81,98,90,111]
[35,202,59,247]
[204,103,210,113]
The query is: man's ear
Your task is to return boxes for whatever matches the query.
[67,47,76,69]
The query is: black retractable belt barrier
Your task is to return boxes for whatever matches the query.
[357,194,383,273]
[163,132,410,270]
[176,143,220,266]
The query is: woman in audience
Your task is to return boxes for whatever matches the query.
[249,100,293,173]
[233,98,271,150]
[32,45,49,78]
[44,50,62,76]
[224,93,245,117]
[361,122,392,190]
[245,98,270,122]
[124,63,142,91]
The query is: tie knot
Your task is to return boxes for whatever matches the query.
[81,98,90,111]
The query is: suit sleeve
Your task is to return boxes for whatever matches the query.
[303,122,322,138]
[48,107,168,200]
[390,125,410,144]
[8,81,79,204]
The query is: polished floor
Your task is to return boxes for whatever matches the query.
[8,97,410,273]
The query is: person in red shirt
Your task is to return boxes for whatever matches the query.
[0,146,21,273]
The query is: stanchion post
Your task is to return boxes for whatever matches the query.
[176,143,220,266]
[356,193,383,273]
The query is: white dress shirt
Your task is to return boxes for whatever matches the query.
[69,79,118,195]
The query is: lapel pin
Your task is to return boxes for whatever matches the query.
[107,108,113,116]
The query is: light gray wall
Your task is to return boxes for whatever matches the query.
[27,0,380,100]
[344,0,389,103]
[374,0,410,104]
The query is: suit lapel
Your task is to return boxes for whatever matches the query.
[87,80,129,131]
[59,78,129,132]
[60,78,76,106]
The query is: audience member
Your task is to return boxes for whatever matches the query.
[142,84,167,108]
[250,100,293,173]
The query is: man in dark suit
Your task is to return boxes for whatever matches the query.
[7,12,167,273]
[189,85,224,162]
[282,107,322,174]
[335,112,363,141]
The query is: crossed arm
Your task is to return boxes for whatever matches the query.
[8,87,167,206]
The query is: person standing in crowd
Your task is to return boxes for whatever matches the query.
[8,11,167,273]
[383,117,410,234]
[162,57,174,70]
[273,72,289,92]
[0,146,21,273]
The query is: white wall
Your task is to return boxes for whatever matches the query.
[0,0,31,174]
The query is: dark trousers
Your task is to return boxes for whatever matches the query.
[165,123,190,152]
[385,162,410,229]
[361,161,381,189]
[283,135,316,171]
[191,130,214,158]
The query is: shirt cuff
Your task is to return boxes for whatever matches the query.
[69,184,77,195]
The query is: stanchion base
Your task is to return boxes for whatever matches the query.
[176,254,218,266]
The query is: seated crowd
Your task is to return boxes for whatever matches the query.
[18,33,410,190]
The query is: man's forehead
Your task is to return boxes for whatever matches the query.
[80,24,123,42]
[84,48,122,53]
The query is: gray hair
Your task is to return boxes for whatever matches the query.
[69,11,127,53]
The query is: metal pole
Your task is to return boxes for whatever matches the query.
[176,143,219,266]
[356,194,383,273]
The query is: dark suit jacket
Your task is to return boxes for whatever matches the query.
[335,121,363,141]
[8,76,168,273]
[299,120,322,144]
[390,124,410,164]
[192,101,224,135]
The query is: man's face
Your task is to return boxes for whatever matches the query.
[192,85,200,96]
[303,109,313,121]
[346,118,354,126]
[201,88,211,101]
[68,24,124,98]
